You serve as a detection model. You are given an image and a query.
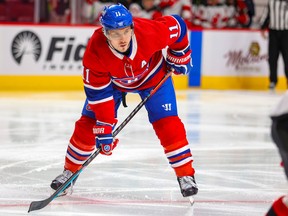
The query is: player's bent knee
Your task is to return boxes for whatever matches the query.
[152,116,188,148]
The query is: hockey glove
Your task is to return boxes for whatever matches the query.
[166,46,192,75]
[93,120,118,156]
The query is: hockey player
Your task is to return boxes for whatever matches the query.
[266,92,288,215]
[50,3,198,199]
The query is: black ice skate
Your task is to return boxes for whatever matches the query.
[50,170,77,196]
[177,176,198,198]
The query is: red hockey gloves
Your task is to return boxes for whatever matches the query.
[166,47,192,75]
[93,121,118,155]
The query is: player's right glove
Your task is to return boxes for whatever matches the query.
[166,46,192,75]
[93,120,118,155]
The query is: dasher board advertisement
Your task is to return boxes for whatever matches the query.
[0,24,96,75]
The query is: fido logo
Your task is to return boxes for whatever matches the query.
[11,31,42,64]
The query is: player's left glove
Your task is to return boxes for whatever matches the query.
[166,46,192,75]
[93,120,118,156]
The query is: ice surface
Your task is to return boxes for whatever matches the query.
[0,90,287,216]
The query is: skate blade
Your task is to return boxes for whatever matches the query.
[57,189,68,197]
[188,196,195,206]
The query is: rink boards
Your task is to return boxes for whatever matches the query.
[0,24,187,91]
[0,24,285,90]
[190,29,286,90]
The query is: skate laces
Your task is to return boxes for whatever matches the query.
[179,176,197,189]
[56,170,73,184]
[55,170,74,195]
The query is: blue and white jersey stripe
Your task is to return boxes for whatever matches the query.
[84,80,113,105]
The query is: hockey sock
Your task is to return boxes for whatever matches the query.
[152,116,195,177]
[65,115,96,173]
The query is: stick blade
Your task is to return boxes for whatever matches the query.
[28,198,51,213]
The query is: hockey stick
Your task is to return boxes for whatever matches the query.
[28,71,172,213]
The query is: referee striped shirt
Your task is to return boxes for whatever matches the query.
[260,0,288,30]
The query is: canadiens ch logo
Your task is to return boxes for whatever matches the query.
[11,31,42,64]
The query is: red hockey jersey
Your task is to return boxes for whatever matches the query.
[82,15,190,124]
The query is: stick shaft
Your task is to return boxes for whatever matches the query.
[113,71,172,137]
[28,72,172,212]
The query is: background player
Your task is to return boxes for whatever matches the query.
[267,92,288,215]
[50,3,198,200]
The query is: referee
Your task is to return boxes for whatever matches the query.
[260,0,288,90]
